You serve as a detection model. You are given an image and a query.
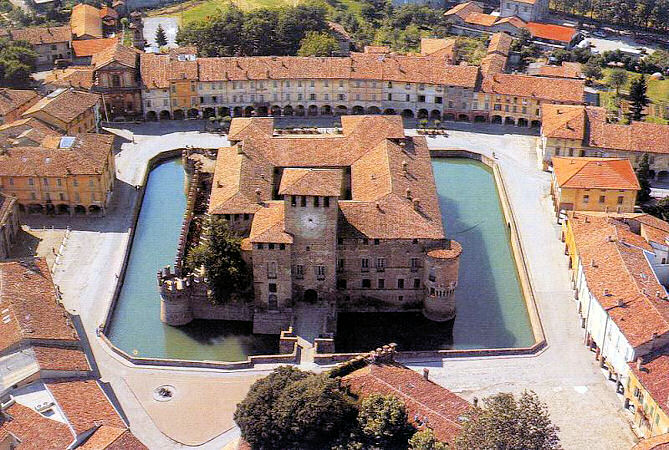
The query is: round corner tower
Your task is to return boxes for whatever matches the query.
[422,240,462,322]
[158,266,194,326]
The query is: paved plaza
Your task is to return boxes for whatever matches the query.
[48,120,637,449]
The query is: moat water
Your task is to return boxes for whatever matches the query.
[107,157,533,362]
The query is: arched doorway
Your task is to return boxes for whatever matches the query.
[243,106,255,117]
[296,105,305,116]
[504,117,515,125]
[308,105,318,116]
[367,106,381,114]
[187,108,199,119]
[417,109,428,119]
[531,120,541,128]
[218,107,230,117]
[88,205,102,215]
[173,109,185,120]
[268,294,278,310]
[430,110,441,120]
[352,105,364,115]
[159,110,171,120]
[271,105,281,116]
[28,204,43,214]
[444,113,455,121]
[335,105,347,115]
[257,106,268,116]
[203,107,215,118]
[491,115,502,124]
[474,115,486,123]
[321,105,332,115]
[401,109,414,118]
[383,108,396,115]
[74,205,86,215]
[283,105,294,116]
[458,114,470,122]
[304,289,318,303]
[517,117,528,127]
[56,204,70,215]
[45,204,55,215]
[233,106,243,117]
[146,111,157,121]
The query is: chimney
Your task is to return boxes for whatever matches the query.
[255,188,262,203]
[217,180,222,188]
[603,288,610,296]
[422,368,429,381]
[375,202,382,211]
[636,357,643,371]
[616,299,624,307]
[237,143,244,155]
[405,188,412,199]
[473,397,479,407]
[402,160,409,174]
[590,258,596,267]
[656,291,661,298]
[413,199,420,211]
[585,216,590,223]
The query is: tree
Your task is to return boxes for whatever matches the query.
[155,24,168,47]
[628,74,650,122]
[636,153,652,203]
[582,60,603,82]
[357,394,414,448]
[607,68,628,95]
[0,38,36,88]
[455,391,560,450]
[235,368,356,449]
[185,216,250,302]
[409,429,449,450]
[297,31,339,57]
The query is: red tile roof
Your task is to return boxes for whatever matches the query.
[0,258,78,353]
[71,4,103,39]
[44,66,95,90]
[552,157,640,190]
[444,1,483,20]
[0,89,38,117]
[23,88,100,125]
[0,402,74,449]
[72,37,118,58]
[629,348,669,417]
[47,379,125,435]
[537,62,582,79]
[32,346,90,372]
[482,73,585,103]
[277,168,343,197]
[465,12,498,27]
[342,362,471,444]
[633,434,669,450]
[92,42,139,69]
[526,22,578,43]
[9,26,71,45]
[80,425,147,449]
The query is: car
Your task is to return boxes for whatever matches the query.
[592,30,608,38]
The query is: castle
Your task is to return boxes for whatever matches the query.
[159,116,461,336]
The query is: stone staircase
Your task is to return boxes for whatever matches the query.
[292,302,331,364]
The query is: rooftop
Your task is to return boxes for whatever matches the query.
[526,22,579,43]
[552,156,640,190]
[277,168,344,197]
[72,37,118,58]
[536,62,582,78]
[92,42,139,69]
[0,89,38,117]
[9,26,71,45]
[71,3,103,39]
[629,348,669,418]
[44,66,95,90]
[444,1,483,20]
[342,362,471,444]
[23,88,100,125]
[482,73,585,103]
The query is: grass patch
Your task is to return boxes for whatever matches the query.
[150,0,314,24]
[602,68,669,104]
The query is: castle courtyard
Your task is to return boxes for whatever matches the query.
[46,119,637,449]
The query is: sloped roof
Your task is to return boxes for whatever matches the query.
[552,156,640,190]
[0,89,38,117]
[527,22,578,43]
[0,402,74,449]
[541,103,587,140]
[278,168,343,197]
[248,202,293,244]
[92,42,138,69]
[537,62,582,79]
[487,32,513,56]
[444,1,483,19]
[32,346,90,372]
[72,37,118,58]
[10,26,71,45]
[80,426,148,449]
[629,348,669,418]
[342,362,471,444]
[482,73,585,103]
[23,89,100,125]
[71,3,103,39]
[465,12,498,27]
[44,66,95,90]
[633,433,669,450]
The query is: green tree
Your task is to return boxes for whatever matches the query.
[628,74,650,122]
[235,368,356,449]
[155,24,168,47]
[0,38,36,88]
[582,60,603,81]
[185,216,250,302]
[636,153,652,203]
[357,394,414,448]
[607,68,628,95]
[409,429,449,450]
[297,31,339,57]
[455,391,560,450]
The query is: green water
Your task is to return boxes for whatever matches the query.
[108,157,533,361]
[107,160,277,361]
[336,158,534,351]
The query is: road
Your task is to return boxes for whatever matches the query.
[51,120,637,449]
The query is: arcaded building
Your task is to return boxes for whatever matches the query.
[207,115,461,321]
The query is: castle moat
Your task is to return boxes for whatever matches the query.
[107,157,532,362]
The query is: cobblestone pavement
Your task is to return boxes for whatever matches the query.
[52,121,637,449]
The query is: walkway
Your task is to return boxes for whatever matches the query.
[292,301,330,364]
[51,121,637,449]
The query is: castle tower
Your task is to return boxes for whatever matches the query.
[158,266,194,326]
[422,240,462,322]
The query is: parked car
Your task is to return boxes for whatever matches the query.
[592,30,608,38]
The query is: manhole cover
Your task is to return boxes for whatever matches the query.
[153,385,176,402]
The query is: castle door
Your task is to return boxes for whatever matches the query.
[268,294,278,311]
[303,289,318,303]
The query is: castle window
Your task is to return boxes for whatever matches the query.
[338,238,344,245]
[301,196,307,207]
[337,279,347,289]
[599,195,606,203]
[411,258,419,272]
[269,243,275,250]
[257,243,264,249]
[376,258,385,272]
[244,214,249,220]
[362,279,371,288]
[414,278,420,289]
[291,196,297,207]
[373,239,380,245]
[269,283,277,293]
[337,259,344,272]
[397,278,404,289]
[428,269,436,282]
[413,239,418,244]
[294,265,304,279]
[224,214,230,220]
[268,294,278,310]
[324,197,330,207]
[362,238,369,245]
[617,196,624,205]
[316,265,326,280]
[398,295,403,302]
[280,244,285,250]
[267,261,277,279]
[430,287,435,296]
[361,258,369,272]
[314,196,319,207]
[378,279,385,289]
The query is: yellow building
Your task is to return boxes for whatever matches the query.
[23,88,100,134]
[0,133,115,215]
[551,157,639,216]
[627,351,669,439]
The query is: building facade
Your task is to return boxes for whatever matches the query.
[9,26,72,67]
[22,88,101,134]
[500,0,549,22]
[627,351,669,439]
[90,43,142,118]
[0,193,19,259]
[0,89,40,125]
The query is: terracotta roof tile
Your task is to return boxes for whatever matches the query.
[0,89,38,117]
[527,22,578,43]
[465,12,498,27]
[567,213,669,348]
[552,156,640,190]
[541,103,588,140]
[0,258,78,353]
[92,42,138,69]
[482,73,585,103]
[487,32,513,56]
[71,4,103,39]
[44,66,95,90]
[72,37,118,58]
[9,26,71,45]
[633,434,669,450]
[0,118,60,147]
[444,1,483,19]
[420,38,455,61]
[47,379,125,435]
[79,425,147,449]
[23,88,100,125]
[537,62,582,78]
[32,346,90,372]
[342,362,471,444]
[248,202,292,244]
[0,402,74,449]
[629,349,669,418]
[0,133,114,177]
[278,168,343,197]
[102,429,147,449]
